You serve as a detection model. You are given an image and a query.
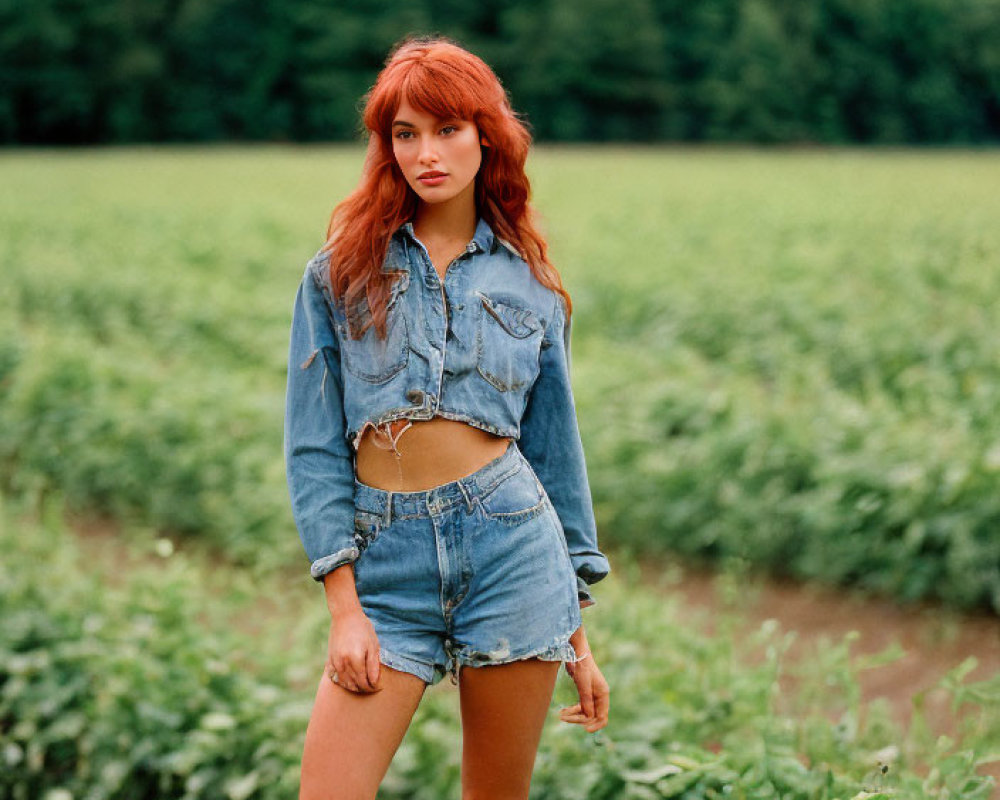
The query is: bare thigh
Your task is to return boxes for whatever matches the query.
[459,658,562,800]
[300,664,427,800]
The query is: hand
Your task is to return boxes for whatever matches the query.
[326,609,382,693]
[559,651,609,732]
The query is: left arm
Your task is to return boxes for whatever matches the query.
[518,292,611,608]
[520,292,611,732]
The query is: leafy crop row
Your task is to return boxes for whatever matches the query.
[1,147,999,609]
[2,496,996,799]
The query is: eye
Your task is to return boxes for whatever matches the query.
[440,125,458,135]
[394,130,413,140]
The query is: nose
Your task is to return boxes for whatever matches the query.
[418,137,439,166]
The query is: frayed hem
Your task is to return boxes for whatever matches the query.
[451,632,582,675]
[377,647,437,686]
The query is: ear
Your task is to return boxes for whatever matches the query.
[480,135,490,147]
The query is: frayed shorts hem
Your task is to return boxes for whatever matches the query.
[448,629,581,684]
[378,647,438,686]
[378,634,581,689]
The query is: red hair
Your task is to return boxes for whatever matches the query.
[321,34,572,340]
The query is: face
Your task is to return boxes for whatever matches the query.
[391,98,485,210]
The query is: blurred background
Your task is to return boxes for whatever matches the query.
[2,2,999,799]
[3,0,999,145]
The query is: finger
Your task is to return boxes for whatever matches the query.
[585,720,605,732]
[347,655,369,693]
[579,688,595,719]
[354,651,380,694]
[366,644,382,691]
[343,669,362,693]
[558,706,590,724]
[353,656,379,694]
[341,658,366,693]
[330,657,363,694]
[595,688,609,723]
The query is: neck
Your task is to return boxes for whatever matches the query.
[412,192,477,245]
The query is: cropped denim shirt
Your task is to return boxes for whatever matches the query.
[283,216,610,606]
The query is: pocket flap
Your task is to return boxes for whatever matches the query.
[476,291,542,339]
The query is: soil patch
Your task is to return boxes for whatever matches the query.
[65,514,999,788]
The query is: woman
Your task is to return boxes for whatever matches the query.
[284,34,611,800]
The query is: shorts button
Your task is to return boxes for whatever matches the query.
[406,389,424,403]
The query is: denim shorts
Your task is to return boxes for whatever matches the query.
[351,439,583,686]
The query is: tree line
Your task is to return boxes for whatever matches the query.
[2,0,998,145]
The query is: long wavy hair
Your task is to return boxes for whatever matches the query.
[321,34,572,340]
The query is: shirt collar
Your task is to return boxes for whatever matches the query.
[470,216,495,254]
[394,216,517,260]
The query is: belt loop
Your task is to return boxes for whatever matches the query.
[457,481,475,514]
[383,491,393,528]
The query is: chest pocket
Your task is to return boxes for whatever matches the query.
[474,291,544,392]
[338,273,411,384]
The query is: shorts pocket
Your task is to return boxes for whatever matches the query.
[478,467,547,526]
[352,508,384,595]
[353,508,383,552]
[474,291,543,393]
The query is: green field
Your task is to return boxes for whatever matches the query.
[3,496,998,799]
[1,146,999,798]
[2,145,998,609]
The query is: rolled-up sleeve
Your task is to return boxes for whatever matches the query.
[283,260,359,583]
[519,294,610,608]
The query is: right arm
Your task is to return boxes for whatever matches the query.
[284,261,381,692]
[284,260,358,583]
[322,563,363,619]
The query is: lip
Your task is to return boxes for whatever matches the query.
[418,171,448,185]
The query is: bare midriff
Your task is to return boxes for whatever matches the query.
[355,416,513,491]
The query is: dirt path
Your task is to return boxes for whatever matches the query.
[638,559,999,728]
[66,515,998,786]
[636,557,1000,791]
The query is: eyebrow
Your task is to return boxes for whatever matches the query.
[391,117,461,128]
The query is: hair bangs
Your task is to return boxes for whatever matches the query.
[399,63,479,126]
[367,46,486,138]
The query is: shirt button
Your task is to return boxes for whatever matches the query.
[406,389,425,404]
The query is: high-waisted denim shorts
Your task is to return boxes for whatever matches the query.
[351,439,583,686]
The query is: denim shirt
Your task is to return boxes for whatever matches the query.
[283,216,610,606]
